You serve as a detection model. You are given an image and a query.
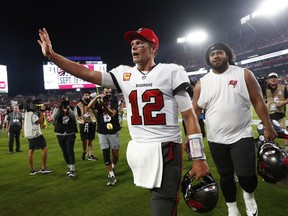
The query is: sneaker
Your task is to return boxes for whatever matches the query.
[38,168,53,174]
[68,170,76,178]
[30,170,38,176]
[66,169,71,176]
[226,202,241,216]
[234,173,239,183]
[8,151,14,155]
[81,152,87,160]
[243,191,258,216]
[228,207,241,216]
[88,155,98,161]
[108,169,116,178]
[107,175,117,186]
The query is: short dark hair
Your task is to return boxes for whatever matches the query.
[83,91,90,95]
[205,42,236,67]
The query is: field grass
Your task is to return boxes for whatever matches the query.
[0,115,287,216]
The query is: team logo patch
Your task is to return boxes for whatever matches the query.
[228,80,237,88]
[123,73,131,81]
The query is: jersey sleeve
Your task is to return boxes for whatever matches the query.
[172,64,190,95]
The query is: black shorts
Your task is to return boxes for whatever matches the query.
[79,122,96,141]
[28,135,47,150]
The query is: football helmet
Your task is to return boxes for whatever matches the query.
[181,170,219,213]
[257,141,288,183]
[257,119,288,139]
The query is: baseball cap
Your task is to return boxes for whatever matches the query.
[267,72,278,78]
[124,28,159,49]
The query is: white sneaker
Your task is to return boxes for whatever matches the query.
[226,202,241,216]
[243,191,258,216]
[234,173,239,183]
[107,174,117,186]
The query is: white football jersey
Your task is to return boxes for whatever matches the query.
[108,63,189,143]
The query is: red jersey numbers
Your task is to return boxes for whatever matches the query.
[129,89,166,125]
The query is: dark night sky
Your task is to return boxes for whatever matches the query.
[0,0,262,96]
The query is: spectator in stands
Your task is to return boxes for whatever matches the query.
[265,72,288,151]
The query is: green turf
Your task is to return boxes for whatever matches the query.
[0,116,287,216]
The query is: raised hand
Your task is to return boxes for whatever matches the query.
[37,28,53,58]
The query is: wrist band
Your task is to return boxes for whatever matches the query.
[187,133,206,160]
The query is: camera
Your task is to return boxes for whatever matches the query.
[256,76,267,97]
[256,76,267,89]
[103,95,111,103]
[22,98,40,112]
[60,95,69,109]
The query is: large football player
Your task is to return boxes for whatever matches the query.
[192,42,277,216]
[38,27,209,216]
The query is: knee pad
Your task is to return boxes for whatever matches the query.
[102,148,111,165]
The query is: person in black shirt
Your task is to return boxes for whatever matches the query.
[52,96,78,178]
[88,88,121,186]
[7,105,23,154]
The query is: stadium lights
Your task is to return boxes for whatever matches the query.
[241,0,288,24]
[177,30,208,44]
[253,0,288,18]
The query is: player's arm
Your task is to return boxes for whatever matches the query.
[192,81,202,120]
[87,97,99,110]
[175,90,209,179]
[244,69,277,141]
[38,28,102,85]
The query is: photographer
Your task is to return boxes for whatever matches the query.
[76,91,98,161]
[87,88,121,186]
[23,98,53,175]
[52,95,78,178]
[265,72,288,151]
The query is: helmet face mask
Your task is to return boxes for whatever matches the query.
[257,141,288,183]
[181,171,219,213]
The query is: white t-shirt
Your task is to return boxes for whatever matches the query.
[24,111,42,139]
[198,65,253,144]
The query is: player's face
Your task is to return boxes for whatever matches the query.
[209,49,229,72]
[130,37,155,64]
